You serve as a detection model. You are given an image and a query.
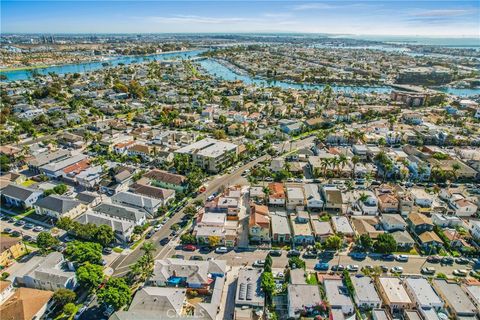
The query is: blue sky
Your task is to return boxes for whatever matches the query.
[2,1,479,36]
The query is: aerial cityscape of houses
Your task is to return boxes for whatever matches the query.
[0,31,480,320]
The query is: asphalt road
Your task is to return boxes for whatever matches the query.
[168,249,476,277]
[110,154,270,276]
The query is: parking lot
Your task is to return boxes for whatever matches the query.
[0,210,54,241]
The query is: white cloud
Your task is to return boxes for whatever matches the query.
[292,3,336,11]
[411,9,476,17]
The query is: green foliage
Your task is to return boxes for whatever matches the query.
[432,152,449,160]
[325,235,342,250]
[64,241,102,265]
[0,272,9,280]
[373,233,397,253]
[288,257,306,269]
[261,272,275,295]
[180,233,197,245]
[53,183,68,195]
[53,288,76,307]
[0,154,11,172]
[63,303,77,316]
[56,217,114,246]
[97,278,132,310]
[356,234,373,250]
[265,255,273,273]
[133,223,150,235]
[76,262,105,290]
[342,270,355,297]
[36,232,60,254]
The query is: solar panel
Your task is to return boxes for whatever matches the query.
[239,283,246,300]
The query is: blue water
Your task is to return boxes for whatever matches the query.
[197,59,392,94]
[1,49,479,97]
[1,50,205,82]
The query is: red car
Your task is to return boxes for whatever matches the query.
[183,244,197,251]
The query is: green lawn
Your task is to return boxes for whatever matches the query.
[21,179,36,187]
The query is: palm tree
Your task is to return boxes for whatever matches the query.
[141,241,155,261]
[338,154,348,177]
[351,155,360,178]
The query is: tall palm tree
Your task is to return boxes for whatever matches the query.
[338,154,348,177]
[351,155,360,178]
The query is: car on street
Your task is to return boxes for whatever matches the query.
[268,250,282,257]
[350,252,367,260]
[314,262,329,271]
[103,247,113,254]
[395,255,409,262]
[453,269,468,277]
[427,256,441,263]
[159,237,170,246]
[183,244,197,251]
[215,247,228,254]
[24,223,35,229]
[382,254,395,261]
[455,257,470,265]
[145,230,155,239]
[190,255,204,261]
[380,265,389,272]
[252,260,265,268]
[441,256,454,265]
[287,250,301,257]
[391,266,404,274]
[303,251,317,259]
[33,226,44,232]
[154,225,162,231]
[346,264,359,272]
[421,267,436,275]
[331,264,345,272]
[14,220,26,226]
[361,265,374,272]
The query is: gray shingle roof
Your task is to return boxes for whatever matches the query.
[34,195,82,214]
[93,203,145,223]
[1,184,42,201]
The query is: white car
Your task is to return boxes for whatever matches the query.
[395,255,409,262]
[252,260,265,267]
[215,247,228,254]
[453,269,467,277]
[346,264,359,272]
[421,267,436,275]
[391,266,404,274]
[154,225,163,231]
[33,226,44,232]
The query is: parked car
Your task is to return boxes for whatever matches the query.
[3,228,13,234]
[346,264,359,272]
[350,252,367,260]
[287,250,301,257]
[33,226,44,232]
[24,223,35,229]
[395,255,409,262]
[380,265,389,272]
[453,269,468,277]
[303,251,317,259]
[455,257,470,265]
[159,237,170,246]
[11,231,21,237]
[215,247,228,254]
[172,254,185,260]
[183,244,197,251]
[145,230,155,239]
[14,220,26,226]
[331,264,345,272]
[190,255,204,261]
[362,265,374,272]
[382,254,395,261]
[421,267,436,275]
[314,262,329,271]
[103,247,113,254]
[252,260,265,268]
[427,256,441,263]
[391,266,404,274]
[441,256,454,265]
[268,250,282,257]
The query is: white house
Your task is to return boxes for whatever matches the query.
[411,188,433,207]
[304,184,324,210]
[351,276,382,309]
